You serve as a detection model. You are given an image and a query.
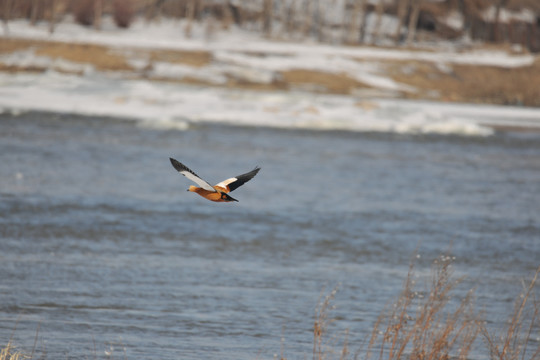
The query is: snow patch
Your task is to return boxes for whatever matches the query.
[482,6,536,23]
[1,71,538,137]
[1,18,539,137]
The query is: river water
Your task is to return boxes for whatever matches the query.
[1,110,539,359]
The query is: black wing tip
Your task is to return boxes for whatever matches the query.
[169,157,182,171]
[253,166,261,178]
[240,166,261,181]
[170,157,191,173]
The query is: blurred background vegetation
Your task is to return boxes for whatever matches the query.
[1,0,539,51]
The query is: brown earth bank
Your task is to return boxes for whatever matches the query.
[1,37,539,107]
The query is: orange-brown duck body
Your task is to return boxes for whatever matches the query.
[170,158,260,203]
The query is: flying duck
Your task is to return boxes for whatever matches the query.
[169,158,260,202]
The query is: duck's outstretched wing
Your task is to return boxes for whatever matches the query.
[216,166,261,192]
[169,158,216,192]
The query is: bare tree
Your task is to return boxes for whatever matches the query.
[301,0,313,39]
[457,0,469,39]
[315,0,325,42]
[314,0,324,42]
[2,0,12,35]
[286,0,298,36]
[406,0,421,45]
[277,0,288,38]
[357,0,368,43]
[94,0,103,30]
[49,0,57,33]
[263,0,272,37]
[343,0,353,43]
[393,0,409,44]
[184,0,196,37]
[30,0,41,26]
[371,0,385,44]
[145,0,165,21]
[493,0,508,42]
[345,0,366,44]
[221,0,234,30]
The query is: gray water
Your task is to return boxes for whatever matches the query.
[1,111,539,359]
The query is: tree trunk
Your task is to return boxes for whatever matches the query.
[277,0,287,38]
[94,0,103,30]
[145,0,164,21]
[493,0,507,42]
[221,0,234,30]
[393,0,409,44]
[457,0,469,38]
[263,0,272,38]
[285,0,297,36]
[30,0,41,26]
[2,0,12,35]
[406,0,420,45]
[49,0,57,34]
[371,0,385,45]
[184,0,196,38]
[358,0,368,43]
[315,0,324,43]
[301,0,313,39]
[345,0,358,44]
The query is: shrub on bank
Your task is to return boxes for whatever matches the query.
[113,0,134,28]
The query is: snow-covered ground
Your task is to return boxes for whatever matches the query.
[1,18,539,136]
[4,17,535,67]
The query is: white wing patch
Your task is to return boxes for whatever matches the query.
[215,177,237,189]
[181,171,216,192]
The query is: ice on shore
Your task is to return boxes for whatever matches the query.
[2,70,540,136]
[1,18,539,136]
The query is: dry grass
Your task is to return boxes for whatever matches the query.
[0,342,28,360]
[480,267,540,360]
[363,255,479,360]
[387,57,540,107]
[298,256,540,360]
[312,285,343,360]
[34,42,133,72]
[1,37,538,106]
[0,38,133,72]
[0,38,212,71]
[0,39,32,53]
[145,49,212,68]
[280,69,371,95]
[303,254,480,360]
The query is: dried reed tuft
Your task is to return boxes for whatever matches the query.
[363,254,479,360]
[313,285,339,360]
[0,342,28,360]
[310,284,352,360]
[480,267,540,360]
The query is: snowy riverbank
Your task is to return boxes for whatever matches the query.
[1,17,539,136]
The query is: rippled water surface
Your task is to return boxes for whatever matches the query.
[1,111,539,359]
